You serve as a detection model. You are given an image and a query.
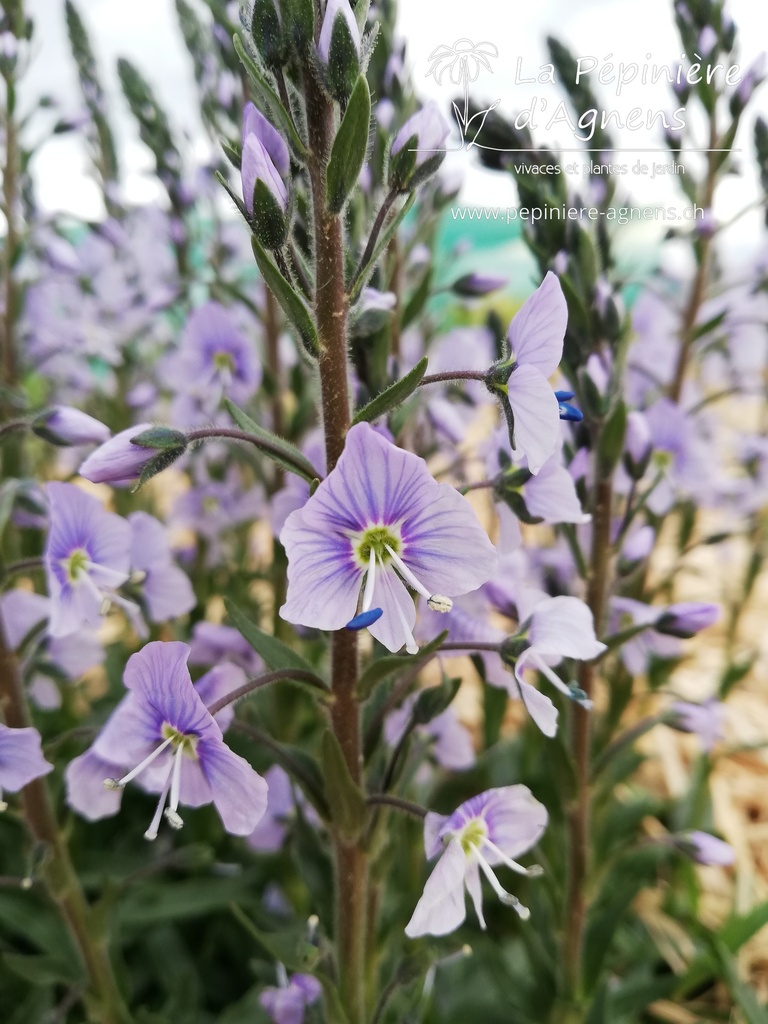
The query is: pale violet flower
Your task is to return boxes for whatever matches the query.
[280,423,497,654]
[405,786,547,937]
[65,643,266,840]
[488,273,568,474]
[502,595,607,737]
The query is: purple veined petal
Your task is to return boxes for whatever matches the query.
[524,458,591,525]
[142,562,196,623]
[243,102,290,178]
[198,737,268,836]
[475,785,549,859]
[195,663,246,734]
[398,483,498,596]
[129,511,196,621]
[528,596,606,662]
[65,749,125,820]
[405,837,468,938]
[507,272,567,378]
[366,567,418,654]
[0,725,54,793]
[424,810,450,860]
[93,692,165,767]
[505,364,561,475]
[123,641,221,742]
[516,678,559,737]
[464,858,486,929]
[279,514,361,631]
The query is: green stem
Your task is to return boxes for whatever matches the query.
[563,474,613,1003]
[0,617,132,1024]
[304,67,367,1024]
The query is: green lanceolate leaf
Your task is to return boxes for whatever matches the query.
[233,34,307,160]
[412,675,461,725]
[230,905,319,973]
[250,236,319,358]
[352,357,428,424]
[224,398,321,483]
[597,399,627,476]
[225,598,317,676]
[327,75,371,214]
[321,730,368,841]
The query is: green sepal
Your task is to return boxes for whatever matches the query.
[327,75,371,214]
[324,14,360,104]
[321,730,368,841]
[224,397,320,483]
[250,0,283,69]
[130,426,188,450]
[283,0,314,54]
[251,178,288,249]
[250,235,319,358]
[352,356,427,424]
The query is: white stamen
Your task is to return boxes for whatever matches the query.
[390,576,419,655]
[384,544,431,599]
[481,836,543,877]
[470,843,530,920]
[105,735,173,789]
[384,544,454,613]
[361,547,377,613]
[163,744,185,830]
[144,770,174,842]
[129,570,147,585]
[276,963,289,988]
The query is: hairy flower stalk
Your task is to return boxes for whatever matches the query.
[303,56,365,1024]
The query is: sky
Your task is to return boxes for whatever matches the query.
[21,0,768,263]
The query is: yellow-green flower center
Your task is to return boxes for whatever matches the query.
[65,548,89,581]
[458,817,488,855]
[161,724,198,759]
[213,350,235,373]
[354,525,401,568]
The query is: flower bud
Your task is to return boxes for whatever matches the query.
[389,102,451,192]
[623,410,653,479]
[654,602,720,639]
[667,697,724,751]
[241,102,289,249]
[79,424,187,487]
[451,272,508,298]
[32,407,110,447]
[674,830,734,866]
[318,0,361,104]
